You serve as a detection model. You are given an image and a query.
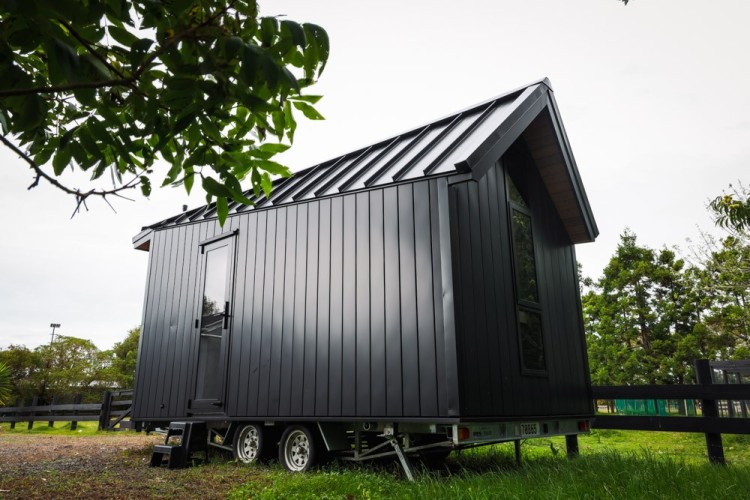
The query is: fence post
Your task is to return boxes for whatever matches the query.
[98,390,112,431]
[695,359,725,465]
[10,398,19,430]
[28,396,38,430]
[48,396,55,428]
[71,393,82,431]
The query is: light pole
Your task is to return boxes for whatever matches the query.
[49,323,61,344]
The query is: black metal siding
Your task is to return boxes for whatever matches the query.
[134,178,460,420]
[450,142,592,419]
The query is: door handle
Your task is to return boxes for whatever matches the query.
[223,301,230,329]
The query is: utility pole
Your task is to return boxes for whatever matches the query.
[49,323,61,344]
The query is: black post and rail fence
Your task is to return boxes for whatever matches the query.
[0,390,136,431]
[590,359,750,464]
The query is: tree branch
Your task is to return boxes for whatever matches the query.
[0,134,140,204]
[0,78,135,98]
[59,19,129,81]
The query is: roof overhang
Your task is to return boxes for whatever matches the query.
[459,79,598,243]
[132,228,153,251]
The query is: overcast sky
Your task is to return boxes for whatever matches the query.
[1,0,748,350]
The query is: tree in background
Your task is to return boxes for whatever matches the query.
[105,326,140,388]
[0,344,45,403]
[585,191,750,385]
[0,1,328,223]
[0,328,142,405]
[710,183,750,234]
[583,230,706,385]
[34,335,114,401]
[695,236,750,359]
[0,361,11,405]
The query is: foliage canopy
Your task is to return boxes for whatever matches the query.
[0,0,328,224]
[0,329,140,403]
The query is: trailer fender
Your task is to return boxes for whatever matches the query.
[317,422,350,452]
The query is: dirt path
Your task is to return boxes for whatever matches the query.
[0,431,260,499]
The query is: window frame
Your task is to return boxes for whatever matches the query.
[505,167,548,376]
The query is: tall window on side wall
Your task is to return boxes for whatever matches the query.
[506,169,547,374]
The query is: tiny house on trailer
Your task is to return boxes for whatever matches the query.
[132,78,599,474]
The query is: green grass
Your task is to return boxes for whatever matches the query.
[228,451,750,500]
[3,423,749,498]
[0,421,100,435]
[228,432,750,499]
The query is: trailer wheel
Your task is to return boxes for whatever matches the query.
[279,425,318,472]
[233,424,266,464]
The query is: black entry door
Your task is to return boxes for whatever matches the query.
[190,235,236,413]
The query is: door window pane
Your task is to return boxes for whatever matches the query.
[196,245,228,400]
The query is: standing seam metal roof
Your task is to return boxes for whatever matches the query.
[135,78,598,246]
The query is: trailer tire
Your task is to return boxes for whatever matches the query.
[233,423,267,464]
[279,425,319,472]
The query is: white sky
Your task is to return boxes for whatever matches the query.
[1,0,748,350]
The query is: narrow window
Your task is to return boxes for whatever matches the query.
[506,170,546,373]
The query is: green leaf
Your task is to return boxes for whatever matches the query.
[90,159,107,180]
[241,43,263,84]
[251,168,261,197]
[240,93,278,113]
[258,143,290,154]
[260,172,272,198]
[48,38,81,84]
[161,162,183,187]
[184,166,195,194]
[14,94,45,131]
[172,110,196,135]
[284,100,296,143]
[140,175,151,197]
[281,20,306,48]
[224,174,255,206]
[256,159,292,177]
[52,147,72,175]
[303,23,329,76]
[224,36,243,59]
[78,127,100,155]
[292,101,324,120]
[291,94,323,104]
[108,25,138,46]
[202,176,232,198]
[73,87,97,107]
[216,196,229,226]
[260,17,278,47]
[130,38,154,68]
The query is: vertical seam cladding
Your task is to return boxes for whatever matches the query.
[410,183,422,415]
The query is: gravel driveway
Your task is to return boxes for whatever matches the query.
[0,430,257,499]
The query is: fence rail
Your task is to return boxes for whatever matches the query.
[591,359,750,464]
[0,390,135,431]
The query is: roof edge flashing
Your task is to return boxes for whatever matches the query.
[132,229,153,251]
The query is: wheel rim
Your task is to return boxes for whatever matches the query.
[236,425,260,463]
[284,429,310,471]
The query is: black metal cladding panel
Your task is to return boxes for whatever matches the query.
[205,178,457,419]
[133,219,224,419]
[449,142,591,419]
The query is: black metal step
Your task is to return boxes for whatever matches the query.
[150,421,209,469]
